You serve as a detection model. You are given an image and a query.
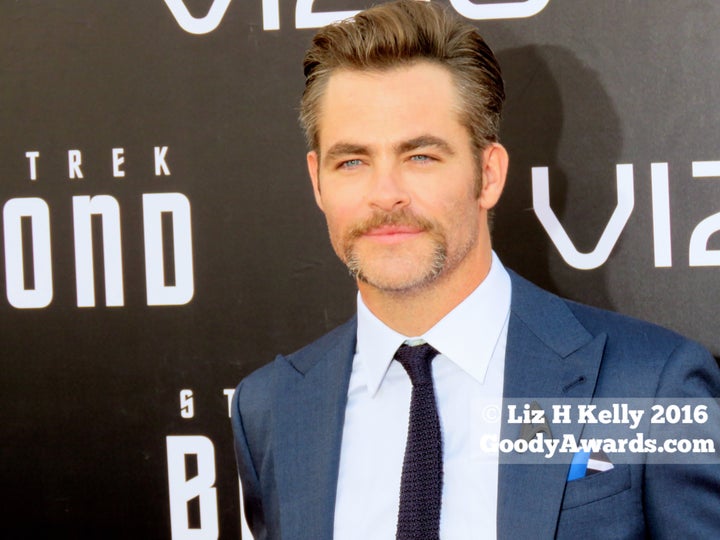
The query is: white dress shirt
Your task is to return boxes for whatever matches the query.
[333,252,511,539]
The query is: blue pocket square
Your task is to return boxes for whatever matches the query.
[567,450,614,481]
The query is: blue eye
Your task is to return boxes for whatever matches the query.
[410,155,431,162]
[340,159,362,169]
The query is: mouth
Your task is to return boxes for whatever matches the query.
[361,225,425,244]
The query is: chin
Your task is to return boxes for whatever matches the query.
[345,240,448,292]
[353,259,444,293]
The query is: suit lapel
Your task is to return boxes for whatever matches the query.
[497,272,607,540]
[273,319,356,540]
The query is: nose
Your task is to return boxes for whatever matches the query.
[367,163,410,212]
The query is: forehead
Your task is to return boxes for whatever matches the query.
[316,62,466,153]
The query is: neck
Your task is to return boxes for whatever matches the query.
[358,245,493,337]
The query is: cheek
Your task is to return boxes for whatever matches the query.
[435,194,482,242]
[322,204,354,246]
[322,193,363,228]
[420,185,477,223]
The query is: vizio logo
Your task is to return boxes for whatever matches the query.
[163,0,551,35]
[532,161,720,270]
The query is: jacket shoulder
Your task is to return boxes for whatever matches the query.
[510,269,697,353]
[509,270,718,396]
[235,316,357,413]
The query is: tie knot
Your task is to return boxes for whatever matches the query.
[394,343,439,387]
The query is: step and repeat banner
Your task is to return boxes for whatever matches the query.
[2,0,719,538]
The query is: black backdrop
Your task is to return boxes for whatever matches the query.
[2,1,720,538]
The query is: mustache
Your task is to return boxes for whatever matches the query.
[345,209,437,240]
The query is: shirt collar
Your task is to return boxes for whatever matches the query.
[355,251,511,396]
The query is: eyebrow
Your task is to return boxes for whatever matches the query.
[324,142,369,162]
[324,135,455,162]
[395,135,454,156]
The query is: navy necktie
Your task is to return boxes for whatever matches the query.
[394,342,442,540]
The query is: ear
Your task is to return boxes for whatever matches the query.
[478,143,508,210]
[306,151,324,211]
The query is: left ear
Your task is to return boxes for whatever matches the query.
[306,150,325,212]
[478,143,508,210]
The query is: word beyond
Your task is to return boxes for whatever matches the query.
[3,193,193,308]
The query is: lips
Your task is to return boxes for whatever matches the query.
[362,224,425,243]
[364,225,423,235]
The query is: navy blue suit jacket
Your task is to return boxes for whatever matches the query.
[232,271,720,539]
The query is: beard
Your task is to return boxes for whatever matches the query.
[340,208,450,293]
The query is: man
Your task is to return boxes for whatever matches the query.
[232,1,720,538]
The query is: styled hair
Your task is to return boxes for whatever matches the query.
[299,0,505,155]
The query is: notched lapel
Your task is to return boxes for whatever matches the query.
[272,320,356,540]
[498,273,607,539]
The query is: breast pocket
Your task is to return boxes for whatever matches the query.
[561,464,631,509]
[557,465,645,539]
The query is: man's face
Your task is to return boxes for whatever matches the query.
[307,61,505,295]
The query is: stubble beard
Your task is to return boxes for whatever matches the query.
[340,209,453,294]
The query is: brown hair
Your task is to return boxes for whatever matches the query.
[299,0,505,156]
